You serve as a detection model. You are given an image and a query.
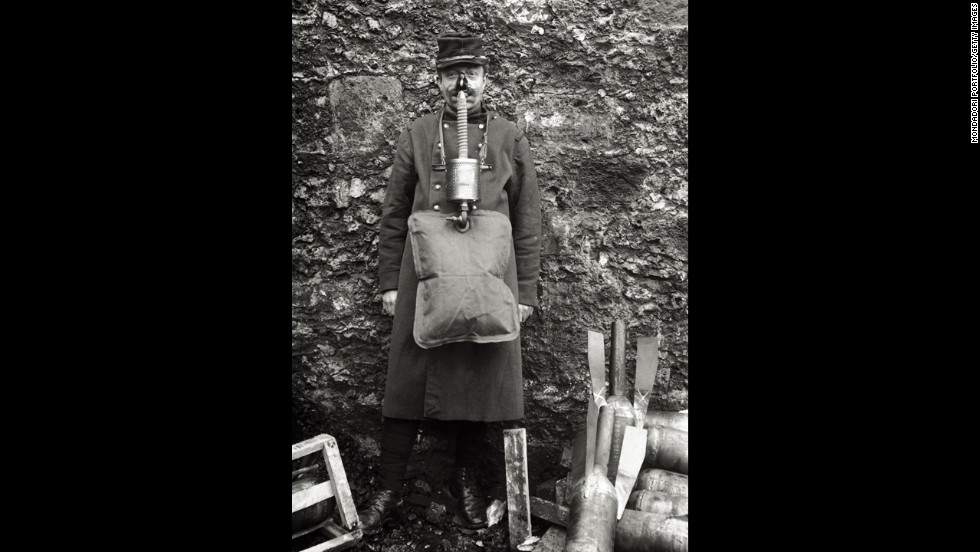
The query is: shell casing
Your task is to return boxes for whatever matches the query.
[446,158,480,203]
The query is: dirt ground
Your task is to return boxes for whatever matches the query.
[292,478,556,552]
[293,436,559,552]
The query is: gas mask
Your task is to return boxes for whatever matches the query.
[446,73,478,232]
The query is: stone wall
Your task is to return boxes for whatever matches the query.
[292,0,687,494]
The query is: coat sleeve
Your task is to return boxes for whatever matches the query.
[378,128,417,293]
[506,132,542,308]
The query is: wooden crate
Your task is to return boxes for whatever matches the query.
[291,434,362,552]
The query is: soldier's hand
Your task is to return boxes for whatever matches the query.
[519,304,533,323]
[383,290,398,316]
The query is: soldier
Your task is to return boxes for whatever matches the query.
[357,32,541,534]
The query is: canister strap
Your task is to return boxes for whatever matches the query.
[431,109,492,171]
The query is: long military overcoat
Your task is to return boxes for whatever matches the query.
[378,106,541,422]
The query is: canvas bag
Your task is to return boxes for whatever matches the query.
[408,210,520,349]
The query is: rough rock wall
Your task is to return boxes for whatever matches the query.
[292,0,688,494]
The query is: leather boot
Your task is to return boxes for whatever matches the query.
[357,487,403,535]
[450,467,488,529]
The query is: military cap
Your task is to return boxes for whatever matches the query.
[436,32,488,69]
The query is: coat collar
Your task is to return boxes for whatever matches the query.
[440,104,490,125]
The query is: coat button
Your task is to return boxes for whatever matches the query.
[433,205,440,211]
[478,124,484,129]
[434,184,441,190]
[443,123,449,128]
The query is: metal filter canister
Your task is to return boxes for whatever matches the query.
[446,158,479,203]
